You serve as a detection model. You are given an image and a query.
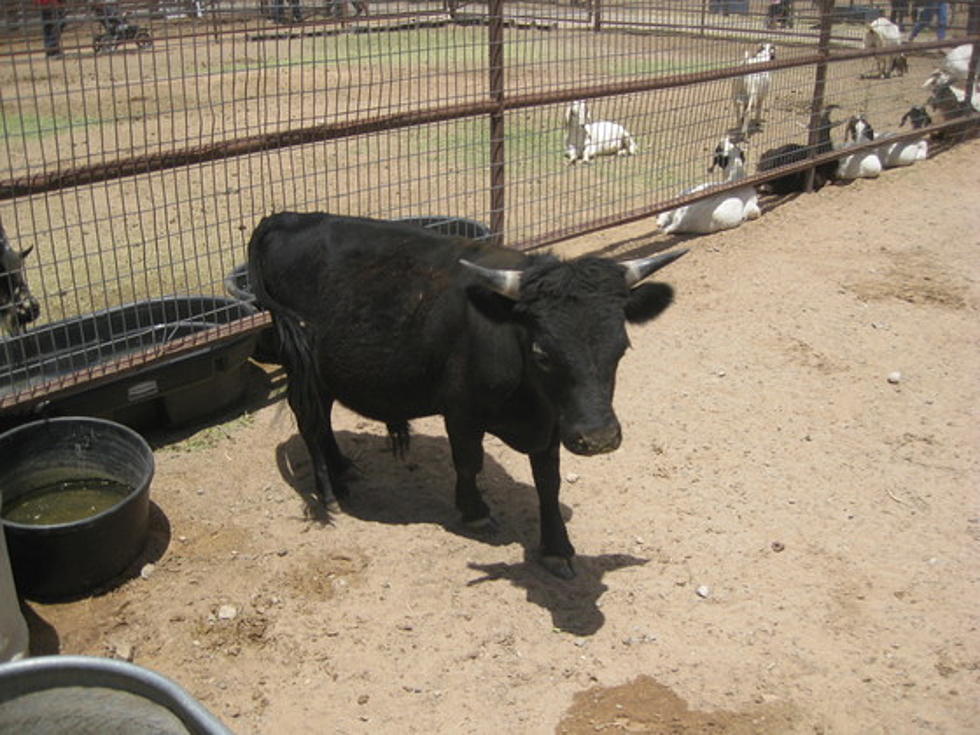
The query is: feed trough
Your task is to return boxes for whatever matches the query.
[0,655,232,734]
[0,417,154,601]
[224,216,492,364]
[0,296,257,430]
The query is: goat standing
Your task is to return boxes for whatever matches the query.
[732,43,775,138]
[563,100,638,164]
[863,18,907,78]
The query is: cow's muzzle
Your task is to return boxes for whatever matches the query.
[563,423,622,456]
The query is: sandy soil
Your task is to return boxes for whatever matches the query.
[16,134,980,734]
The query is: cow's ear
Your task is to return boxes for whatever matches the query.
[624,282,674,324]
[466,285,518,322]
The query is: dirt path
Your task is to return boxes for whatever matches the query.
[23,137,980,734]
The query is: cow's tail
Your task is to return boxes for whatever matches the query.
[247,218,331,495]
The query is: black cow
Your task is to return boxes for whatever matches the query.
[0,221,40,336]
[248,212,686,578]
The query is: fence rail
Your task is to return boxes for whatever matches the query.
[1,0,977,415]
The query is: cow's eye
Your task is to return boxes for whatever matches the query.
[531,342,552,371]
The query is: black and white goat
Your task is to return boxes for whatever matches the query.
[657,135,760,235]
[757,105,838,194]
[863,17,907,79]
[837,114,883,179]
[563,100,638,164]
[732,43,775,138]
[874,106,930,167]
[0,221,40,336]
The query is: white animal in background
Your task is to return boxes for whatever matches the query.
[836,114,883,180]
[563,100,638,164]
[657,135,760,235]
[875,106,930,167]
[732,42,776,137]
[863,17,907,78]
[924,43,974,88]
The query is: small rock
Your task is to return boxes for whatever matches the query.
[771,541,786,553]
[716,369,727,378]
[107,641,135,661]
[140,563,155,580]
[887,371,902,384]
[357,694,370,706]
[696,585,711,599]
[565,472,580,484]
[217,605,238,620]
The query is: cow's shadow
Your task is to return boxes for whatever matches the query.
[275,429,647,635]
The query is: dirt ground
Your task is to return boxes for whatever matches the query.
[17,135,980,734]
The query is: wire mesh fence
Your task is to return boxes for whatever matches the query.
[1,0,977,413]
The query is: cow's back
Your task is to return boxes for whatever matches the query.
[248,212,526,421]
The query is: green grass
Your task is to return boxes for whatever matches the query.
[0,109,102,139]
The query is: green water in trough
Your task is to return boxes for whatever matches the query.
[2,478,132,525]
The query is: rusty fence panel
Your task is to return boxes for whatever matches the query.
[0,0,977,414]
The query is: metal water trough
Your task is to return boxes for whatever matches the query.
[0,655,233,734]
[0,297,257,430]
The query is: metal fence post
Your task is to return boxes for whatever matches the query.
[488,0,506,246]
[805,0,835,192]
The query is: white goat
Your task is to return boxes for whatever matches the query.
[874,106,930,168]
[924,44,973,88]
[863,18,907,79]
[657,136,760,235]
[836,114,883,180]
[732,43,775,138]
[563,100,638,164]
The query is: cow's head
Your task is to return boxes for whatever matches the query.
[0,224,40,336]
[461,249,686,456]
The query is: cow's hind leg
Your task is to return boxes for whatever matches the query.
[530,438,575,579]
[445,419,493,528]
[286,378,340,508]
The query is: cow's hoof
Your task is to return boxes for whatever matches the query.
[540,555,575,580]
[463,515,499,533]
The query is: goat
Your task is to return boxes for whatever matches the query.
[757,105,838,194]
[863,17,907,78]
[0,221,40,336]
[657,136,760,235]
[563,100,638,164]
[732,43,775,138]
[836,114,883,179]
[874,107,930,167]
[925,79,979,142]
[924,44,973,88]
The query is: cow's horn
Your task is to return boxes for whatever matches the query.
[459,259,522,300]
[621,248,688,288]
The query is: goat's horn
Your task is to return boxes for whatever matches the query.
[621,249,689,288]
[459,259,522,300]
[19,244,34,260]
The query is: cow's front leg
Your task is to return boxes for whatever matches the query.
[445,419,492,527]
[530,438,575,579]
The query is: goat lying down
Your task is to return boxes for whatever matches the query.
[564,100,638,164]
[836,114,883,180]
[757,105,838,194]
[874,106,930,168]
[657,136,760,235]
